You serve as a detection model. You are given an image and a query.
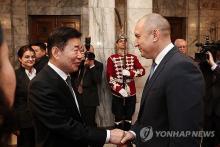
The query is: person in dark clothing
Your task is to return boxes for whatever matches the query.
[13,45,36,147]
[71,46,103,127]
[202,51,220,147]
[31,41,49,72]
[71,46,104,147]
[28,27,125,147]
[121,13,204,147]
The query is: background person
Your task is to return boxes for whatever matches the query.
[31,41,49,72]
[71,45,103,128]
[107,34,145,131]
[174,38,188,55]
[13,45,36,147]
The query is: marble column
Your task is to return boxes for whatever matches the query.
[12,0,28,67]
[127,0,153,123]
[89,0,115,127]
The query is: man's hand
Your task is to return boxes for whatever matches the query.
[207,51,216,66]
[121,131,135,144]
[109,129,125,145]
[122,69,130,77]
[119,88,128,97]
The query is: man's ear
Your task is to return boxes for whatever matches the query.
[152,29,160,42]
[51,46,60,59]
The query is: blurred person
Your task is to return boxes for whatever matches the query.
[71,45,103,147]
[174,38,188,54]
[202,51,220,147]
[107,34,145,131]
[0,24,16,107]
[71,45,103,127]
[13,45,36,147]
[31,41,49,72]
[28,27,125,147]
[0,22,16,147]
[120,13,205,147]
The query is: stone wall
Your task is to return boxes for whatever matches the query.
[153,0,220,57]
[0,0,88,66]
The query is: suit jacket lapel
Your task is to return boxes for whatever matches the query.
[44,65,82,119]
[139,48,178,116]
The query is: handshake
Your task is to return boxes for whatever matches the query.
[109,129,135,146]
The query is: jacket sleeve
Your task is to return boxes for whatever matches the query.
[166,61,205,147]
[89,61,103,84]
[213,65,220,77]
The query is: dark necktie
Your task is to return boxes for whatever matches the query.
[148,60,157,80]
[66,76,81,114]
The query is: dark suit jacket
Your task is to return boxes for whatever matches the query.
[212,65,220,117]
[132,47,205,147]
[28,65,106,147]
[200,63,220,118]
[34,55,49,73]
[71,60,103,107]
[13,67,33,129]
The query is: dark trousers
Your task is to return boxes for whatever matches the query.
[112,95,136,131]
[83,106,97,127]
[203,115,220,147]
[83,106,103,147]
[17,127,35,147]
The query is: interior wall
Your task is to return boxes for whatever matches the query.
[153,0,220,57]
[0,0,88,66]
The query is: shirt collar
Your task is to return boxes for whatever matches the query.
[25,68,36,80]
[154,43,174,65]
[48,62,69,81]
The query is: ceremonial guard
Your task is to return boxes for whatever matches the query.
[106,35,145,130]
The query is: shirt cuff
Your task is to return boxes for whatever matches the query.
[105,130,110,143]
[211,63,217,71]
[89,64,95,69]
[129,130,136,139]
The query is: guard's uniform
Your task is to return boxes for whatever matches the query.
[107,53,145,130]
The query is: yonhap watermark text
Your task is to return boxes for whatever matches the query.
[140,126,215,142]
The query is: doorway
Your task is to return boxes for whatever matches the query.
[165,17,186,43]
[28,15,81,43]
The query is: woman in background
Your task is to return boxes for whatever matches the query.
[13,45,36,147]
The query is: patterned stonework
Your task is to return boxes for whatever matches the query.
[201,0,220,9]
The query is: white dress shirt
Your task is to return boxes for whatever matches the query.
[48,62,81,113]
[48,62,110,143]
[25,68,36,80]
[154,43,174,71]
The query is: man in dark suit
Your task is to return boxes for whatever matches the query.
[31,41,49,72]
[28,27,124,147]
[120,13,205,147]
[71,45,103,128]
